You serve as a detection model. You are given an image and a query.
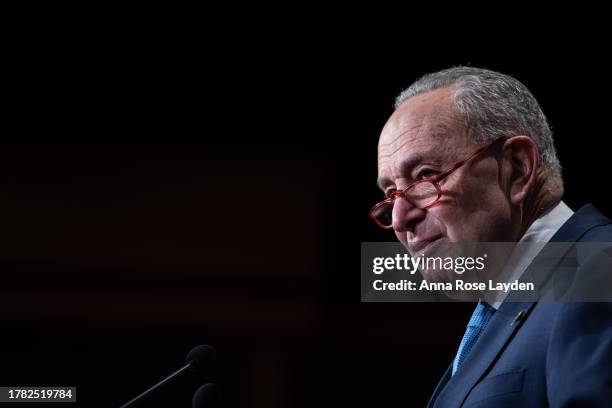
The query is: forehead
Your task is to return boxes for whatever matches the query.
[377,88,469,182]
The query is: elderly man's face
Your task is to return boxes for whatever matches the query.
[377,88,514,275]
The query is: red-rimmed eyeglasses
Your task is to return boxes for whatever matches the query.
[369,137,507,229]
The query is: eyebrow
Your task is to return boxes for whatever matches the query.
[376,154,431,191]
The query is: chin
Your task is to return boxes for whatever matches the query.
[443,289,482,301]
[420,267,456,284]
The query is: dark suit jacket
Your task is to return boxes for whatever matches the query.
[428,204,612,407]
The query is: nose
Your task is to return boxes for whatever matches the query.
[392,195,426,232]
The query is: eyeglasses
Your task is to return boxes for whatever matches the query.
[369,137,507,229]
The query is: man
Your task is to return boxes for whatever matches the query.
[371,67,612,406]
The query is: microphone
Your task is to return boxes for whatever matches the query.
[192,383,220,407]
[119,344,217,408]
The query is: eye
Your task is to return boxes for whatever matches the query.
[416,168,438,180]
[384,188,397,198]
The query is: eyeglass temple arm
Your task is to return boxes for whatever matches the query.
[433,139,504,182]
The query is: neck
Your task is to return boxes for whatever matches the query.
[517,172,561,239]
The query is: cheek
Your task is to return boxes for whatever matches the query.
[426,208,463,241]
[438,182,508,241]
[447,193,510,241]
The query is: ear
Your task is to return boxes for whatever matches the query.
[502,136,538,205]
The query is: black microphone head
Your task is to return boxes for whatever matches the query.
[192,383,220,408]
[186,344,217,372]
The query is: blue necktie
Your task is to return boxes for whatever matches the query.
[452,302,496,375]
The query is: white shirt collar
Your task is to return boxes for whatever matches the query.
[485,201,574,309]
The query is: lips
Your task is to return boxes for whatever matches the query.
[408,234,443,254]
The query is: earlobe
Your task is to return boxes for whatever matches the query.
[512,190,527,203]
[505,136,538,206]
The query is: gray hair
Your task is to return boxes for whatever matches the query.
[395,67,562,178]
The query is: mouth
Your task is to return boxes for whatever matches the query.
[408,234,444,255]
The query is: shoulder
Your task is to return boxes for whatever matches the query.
[581,222,612,241]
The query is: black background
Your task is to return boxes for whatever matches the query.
[1,15,609,408]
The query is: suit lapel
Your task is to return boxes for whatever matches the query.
[427,364,452,407]
[432,301,535,407]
